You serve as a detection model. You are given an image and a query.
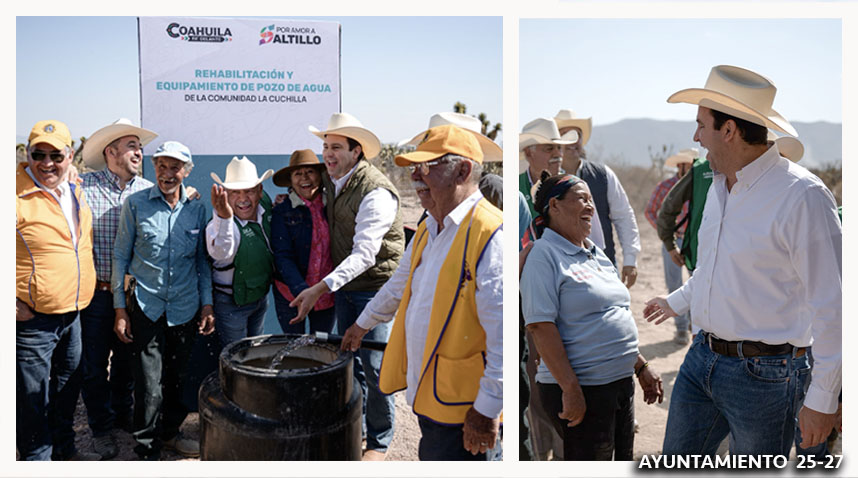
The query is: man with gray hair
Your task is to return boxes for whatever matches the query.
[112,140,215,460]
[518,118,573,221]
[342,124,503,461]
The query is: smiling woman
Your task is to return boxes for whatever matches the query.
[520,171,664,461]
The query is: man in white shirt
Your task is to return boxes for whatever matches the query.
[644,65,841,457]
[554,109,641,287]
[341,125,503,461]
[205,156,274,348]
[289,113,404,461]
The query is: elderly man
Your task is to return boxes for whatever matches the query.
[518,118,573,220]
[289,112,404,460]
[206,156,274,347]
[113,140,215,460]
[342,125,503,461]
[16,120,99,461]
[644,65,841,457]
[554,109,641,287]
[644,148,695,345]
[77,118,157,459]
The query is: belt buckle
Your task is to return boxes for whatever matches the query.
[707,332,714,350]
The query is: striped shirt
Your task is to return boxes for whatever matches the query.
[645,175,688,236]
[81,169,153,282]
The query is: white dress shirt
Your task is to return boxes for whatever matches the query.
[666,144,842,413]
[205,204,268,289]
[26,167,79,246]
[322,162,399,292]
[356,190,503,419]
[573,161,641,267]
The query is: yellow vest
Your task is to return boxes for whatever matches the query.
[378,198,502,424]
[16,164,95,314]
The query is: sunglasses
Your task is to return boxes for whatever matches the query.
[410,158,456,176]
[29,150,66,163]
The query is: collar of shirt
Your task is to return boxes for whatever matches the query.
[732,143,782,193]
[288,188,326,208]
[100,167,140,191]
[233,203,266,227]
[541,227,597,258]
[25,166,70,199]
[422,189,484,240]
[332,161,361,197]
[147,183,188,204]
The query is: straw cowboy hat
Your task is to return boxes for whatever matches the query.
[767,131,804,163]
[273,149,325,187]
[664,148,699,168]
[519,118,575,163]
[211,156,273,190]
[667,65,797,137]
[399,112,503,162]
[554,109,592,146]
[82,118,157,169]
[309,112,381,159]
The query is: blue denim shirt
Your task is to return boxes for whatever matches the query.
[271,190,318,296]
[112,185,212,326]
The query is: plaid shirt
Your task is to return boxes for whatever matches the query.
[645,175,688,236]
[81,169,153,282]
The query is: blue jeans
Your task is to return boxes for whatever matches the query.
[794,348,833,459]
[80,290,134,435]
[662,238,689,333]
[417,416,503,461]
[663,333,811,456]
[336,290,395,452]
[273,288,336,335]
[16,310,83,460]
[213,290,268,348]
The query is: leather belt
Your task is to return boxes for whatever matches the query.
[95,281,112,292]
[703,332,806,358]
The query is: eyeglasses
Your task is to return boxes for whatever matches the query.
[29,150,66,163]
[409,158,457,176]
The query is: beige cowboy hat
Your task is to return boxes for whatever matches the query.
[665,148,699,168]
[273,149,325,187]
[667,65,797,137]
[519,118,575,151]
[554,109,592,146]
[211,156,273,190]
[767,131,804,163]
[309,112,381,159]
[82,118,157,169]
[398,112,502,163]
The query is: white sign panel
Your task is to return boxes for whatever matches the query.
[138,16,341,155]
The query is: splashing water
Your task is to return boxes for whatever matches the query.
[269,335,316,369]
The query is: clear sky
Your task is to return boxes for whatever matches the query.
[16,16,502,146]
[520,18,842,128]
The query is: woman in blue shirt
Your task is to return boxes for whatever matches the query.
[521,172,663,460]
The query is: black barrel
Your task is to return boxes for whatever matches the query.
[199,335,362,460]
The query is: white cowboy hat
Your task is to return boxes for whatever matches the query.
[667,65,797,137]
[82,118,157,169]
[664,148,699,168]
[210,156,274,190]
[767,131,804,163]
[398,112,502,162]
[554,109,592,146]
[519,118,574,151]
[309,112,381,159]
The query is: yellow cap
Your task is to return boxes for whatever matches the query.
[395,125,484,166]
[28,120,72,150]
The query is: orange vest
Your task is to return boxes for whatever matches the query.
[378,198,502,424]
[16,164,95,314]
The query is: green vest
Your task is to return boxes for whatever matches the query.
[519,171,537,219]
[323,160,404,291]
[681,158,713,271]
[232,192,274,305]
